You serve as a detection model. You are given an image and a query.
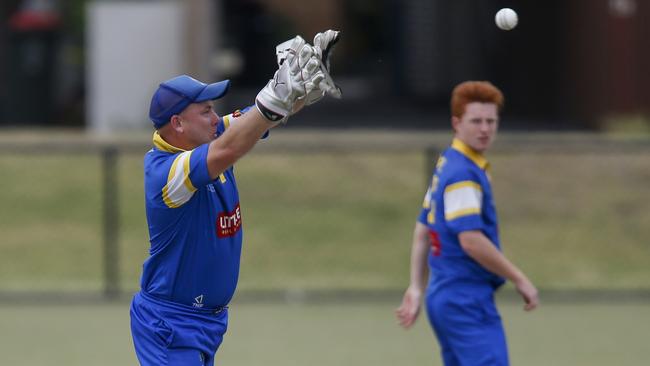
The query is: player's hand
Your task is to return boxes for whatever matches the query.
[256,36,324,123]
[514,277,539,311]
[305,29,341,104]
[395,285,423,329]
[313,30,339,71]
[275,30,342,105]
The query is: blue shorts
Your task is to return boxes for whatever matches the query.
[425,281,508,366]
[130,291,228,366]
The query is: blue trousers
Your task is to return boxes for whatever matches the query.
[425,281,509,366]
[130,291,228,366]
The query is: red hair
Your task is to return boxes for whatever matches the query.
[451,81,504,118]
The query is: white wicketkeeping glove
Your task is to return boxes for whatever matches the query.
[307,29,342,104]
[276,30,342,105]
[256,36,324,123]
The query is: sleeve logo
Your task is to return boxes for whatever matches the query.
[217,203,242,238]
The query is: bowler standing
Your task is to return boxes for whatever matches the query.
[396,81,539,366]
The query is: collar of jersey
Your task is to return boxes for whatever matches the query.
[451,138,489,170]
[152,131,186,153]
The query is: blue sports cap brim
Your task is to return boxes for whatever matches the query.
[195,79,230,102]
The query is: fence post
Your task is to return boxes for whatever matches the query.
[424,146,439,186]
[102,146,120,299]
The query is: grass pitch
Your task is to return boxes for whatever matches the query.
[1,134,649,292]
[0,131,649,365]
[0,300,648,366]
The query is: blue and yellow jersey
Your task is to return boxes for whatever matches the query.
[418,138,505,289]
[140,107,256,309]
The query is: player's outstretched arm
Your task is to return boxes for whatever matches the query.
[396,222,430,328]
[205,37,324,180]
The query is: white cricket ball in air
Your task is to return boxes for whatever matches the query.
[495,8,518,31]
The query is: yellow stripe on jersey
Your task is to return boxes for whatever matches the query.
[182,151,197,192]
[428,201,436,224]
[436,156,447,171]
[222,114,231,129]
[444,180,483,220]
[162,162,178,208]
[162,151,197,208]
[444,181,482,193]
[445,207,481,220]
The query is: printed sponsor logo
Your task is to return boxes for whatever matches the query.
[217,203,242,238]
[193,294,204,308]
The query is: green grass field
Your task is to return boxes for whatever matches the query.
[1,300,649,366]
[1,134,649,292]
[1,131,649,365]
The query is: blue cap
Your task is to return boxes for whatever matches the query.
[149,75,230,128]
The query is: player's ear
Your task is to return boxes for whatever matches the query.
[451,116,460,132]
[170,115,184,133]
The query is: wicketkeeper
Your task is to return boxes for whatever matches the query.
[130,30,340,366]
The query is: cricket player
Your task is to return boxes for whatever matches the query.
[396,81,539,366]
[130,31,340,365]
